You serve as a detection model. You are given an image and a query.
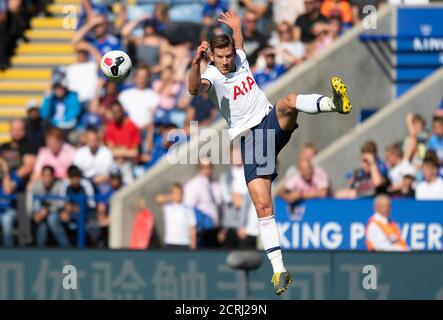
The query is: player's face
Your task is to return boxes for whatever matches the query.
[213,46,235,75]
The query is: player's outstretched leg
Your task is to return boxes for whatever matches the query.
[294,76,352,115]
[247,177,293,296]
[275,76,352,132]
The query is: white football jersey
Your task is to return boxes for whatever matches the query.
[201,49,273,140]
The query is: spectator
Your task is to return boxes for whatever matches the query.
[0,0,27,70]
[231,0,274,37]
[0,156,18,247]
[403,112,429,169]
[33,127,76,181]
[152,66,183,111]
[415,157,443,200]
[365,194,409,251]
[426,116,443,166]
[335,140,389,199]
[202,0,229,27]
[254,48,286,88]
[306,22,335,58]
[389,174,415,199]
[97,80,119,121]
[72,14,122,56]
[104,101,141,184]
[95,166,124,247]
[29,165,66,247]
[24,100,49,154]
[273,0,305,25]
[270,21,305,69]
[218,147,251,248]
[60,165,96,245]
[77,0,113,29]
[0,0,9,70]
[141,113,185,171]
[65,41,101,105]
[182,92,218,135]
[320,0,353,25]
[76,99,104,133]
[184,158,222,248]
[278,159,330,203]
[385,142,416,192]
[121,15,170,78]
[294,0,328,44]
[284,142,327,178]
[118,65,160,156]
[155,183,197,250]
[242,10,269,67]
[0,118,36,186]
[40,79,82,132]
[73,127,114,186]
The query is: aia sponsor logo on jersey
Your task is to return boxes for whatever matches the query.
[233,76,256,101]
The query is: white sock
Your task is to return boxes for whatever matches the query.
[259,215,286,274]
[295,94,336,113]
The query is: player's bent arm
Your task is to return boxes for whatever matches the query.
[188,63,211,96]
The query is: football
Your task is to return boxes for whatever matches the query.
[100,50,132,81]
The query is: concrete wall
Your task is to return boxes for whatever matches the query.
[110,5,396,248]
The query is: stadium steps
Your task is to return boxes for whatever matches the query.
[47,4,81,15]
[0,3,79,142]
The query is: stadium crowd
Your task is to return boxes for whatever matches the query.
[0,0,440,249]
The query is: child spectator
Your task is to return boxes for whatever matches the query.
[155,183,197,250]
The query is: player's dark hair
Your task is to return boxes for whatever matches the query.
[210,34,235,54]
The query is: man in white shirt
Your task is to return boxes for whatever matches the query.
[366,194,409,251]
[155,183,197,250]
[65,42,100,104]
[73,127,114,185]
[385,142,416,189]
[118,65,160,154]
[184,158,222,248]
[188,11,352,295]
[416,157,443,200]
